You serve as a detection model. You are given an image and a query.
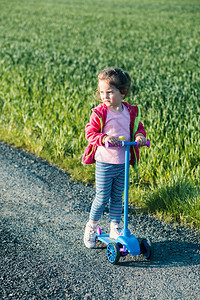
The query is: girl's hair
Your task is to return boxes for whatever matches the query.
[97,67,131,99]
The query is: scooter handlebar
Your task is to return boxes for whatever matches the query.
[105,139,150,148]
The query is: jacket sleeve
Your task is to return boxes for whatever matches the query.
[134,121,146,140]
[85,112,107,146]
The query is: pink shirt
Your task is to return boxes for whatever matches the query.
[95,104,130,164]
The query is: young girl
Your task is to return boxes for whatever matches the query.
[82,67,147,248]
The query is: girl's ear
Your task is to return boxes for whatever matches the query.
[121,88,127,98]
[95,89,102,101]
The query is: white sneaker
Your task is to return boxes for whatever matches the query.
[84,222,97,248]
[110,222,123,239]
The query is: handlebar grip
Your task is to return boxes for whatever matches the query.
[105,141,122,148]
[146,139,150,147]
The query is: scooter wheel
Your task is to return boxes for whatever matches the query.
[107,242,120,264]
[140,237,152,260]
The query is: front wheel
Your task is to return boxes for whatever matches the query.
[140,237,152,259]
[107,242,120,264]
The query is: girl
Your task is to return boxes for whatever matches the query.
[82,67,147,248]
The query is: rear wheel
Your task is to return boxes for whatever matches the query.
[96,226,102,235]
[107,242,120,264]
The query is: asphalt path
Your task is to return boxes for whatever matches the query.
[0,141,200,299]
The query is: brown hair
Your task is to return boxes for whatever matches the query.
[97,67,131,99]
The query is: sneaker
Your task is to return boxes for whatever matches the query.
[84,222,97,248]
[110,222,123,239]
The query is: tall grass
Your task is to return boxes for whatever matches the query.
[0,0,200,227]
[143,177,200,226]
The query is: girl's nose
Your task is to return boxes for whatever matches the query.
[105,93,109,99]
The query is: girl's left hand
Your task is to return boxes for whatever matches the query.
[135,135,147,147]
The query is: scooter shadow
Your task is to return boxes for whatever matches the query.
[95,240,107,250]
[116,240,200,268]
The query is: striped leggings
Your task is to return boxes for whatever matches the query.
[90,161,125,223]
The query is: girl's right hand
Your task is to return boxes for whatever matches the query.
[104,136,119,146]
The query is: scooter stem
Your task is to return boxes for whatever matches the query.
[124,144,131,237]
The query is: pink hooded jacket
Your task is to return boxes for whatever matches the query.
[82,101,146,170]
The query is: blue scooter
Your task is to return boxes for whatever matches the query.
[96,138,151,264]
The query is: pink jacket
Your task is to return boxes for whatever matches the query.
[82,101,146,169]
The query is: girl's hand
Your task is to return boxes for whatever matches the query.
[135,135,147,147]
[104,136,119,146]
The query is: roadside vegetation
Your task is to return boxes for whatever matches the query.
[0,0,199,227]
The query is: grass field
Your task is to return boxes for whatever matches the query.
[1,0,200,227]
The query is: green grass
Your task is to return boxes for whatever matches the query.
[0,0,200,227]
[143,177,200,227]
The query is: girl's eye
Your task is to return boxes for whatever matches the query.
[100,91,112,94]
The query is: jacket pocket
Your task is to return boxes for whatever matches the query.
[82,143,97,164]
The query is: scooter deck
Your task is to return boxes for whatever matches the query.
[97,231,141,256]
[96,232,115,245]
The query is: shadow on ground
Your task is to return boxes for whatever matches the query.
[95,240,200,267]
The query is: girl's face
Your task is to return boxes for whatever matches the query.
[98,80,124,111]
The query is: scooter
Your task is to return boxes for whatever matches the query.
[96,138,151,264]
